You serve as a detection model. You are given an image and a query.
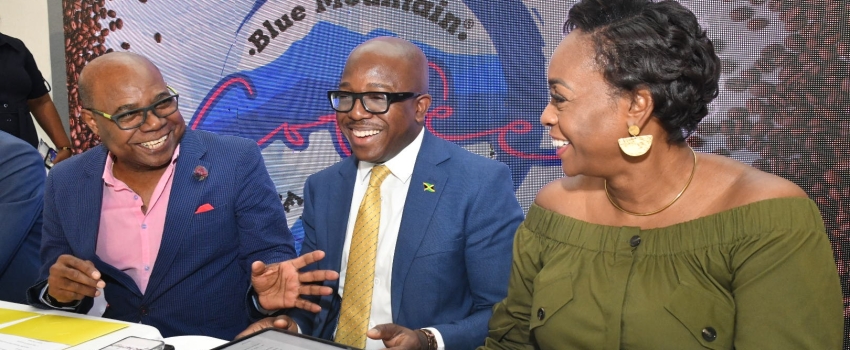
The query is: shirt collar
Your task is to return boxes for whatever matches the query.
[103,145,181,188]
[357,128,424,185]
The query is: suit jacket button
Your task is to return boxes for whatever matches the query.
[702,327,717,342]
[140,306,149,316]
[537,308,545,320]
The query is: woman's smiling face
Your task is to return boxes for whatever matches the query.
[541,29,634,177]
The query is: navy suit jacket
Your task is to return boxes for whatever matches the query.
[0,131,43,303]
[292,131,523,349]
[26,130,296,339]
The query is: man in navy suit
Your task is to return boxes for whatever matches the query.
[0,130,43,303]
[243,37,523,349]
[26,52,337,339]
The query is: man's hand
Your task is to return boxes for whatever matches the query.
[251,250,339,312]
[46,254,105,303]
[235,315,298,340]
[53,148,72,163]
[367,323,427,350]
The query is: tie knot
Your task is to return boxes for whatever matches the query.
[368,165,391,188]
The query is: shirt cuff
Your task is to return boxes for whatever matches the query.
[422,327,445,350]
[39,285,80,310]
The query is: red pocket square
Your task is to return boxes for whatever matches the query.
[195,203,215,214]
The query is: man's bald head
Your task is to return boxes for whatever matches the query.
[78,51,185,172]
[78,52,163,108]
[345,37,429,93]
[335,36,433,164]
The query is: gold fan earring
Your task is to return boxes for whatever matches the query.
[618,125,652,157]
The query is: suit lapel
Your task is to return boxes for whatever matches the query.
[70,146,107,260]
[145,131,208,300]
[74,146,140,295]
[314,157,356,335]
[325,158,357,272]
[390,132,449,319]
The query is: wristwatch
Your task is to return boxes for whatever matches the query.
[45,292,78,307]
[417,329,437,350]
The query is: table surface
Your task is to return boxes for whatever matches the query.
[0,300,162,349]
[0,300,224,350]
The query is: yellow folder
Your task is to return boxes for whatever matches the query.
[0,308,40,324]
[0,314,128,345]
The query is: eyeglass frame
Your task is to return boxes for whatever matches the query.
[83,87,180,130]
[327,90,422,114]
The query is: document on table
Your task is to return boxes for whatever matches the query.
[0,309,60,350]
[0,334,66,350]
[0,313,128,349]
[0,310,38,325]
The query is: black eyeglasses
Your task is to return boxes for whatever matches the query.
[84,93,180,130]
[328,91,420,114]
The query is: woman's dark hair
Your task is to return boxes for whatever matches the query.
[565,0,720,142]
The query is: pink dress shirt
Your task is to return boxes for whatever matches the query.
[96,146,179,294]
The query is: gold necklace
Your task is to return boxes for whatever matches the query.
[604,147,697,216]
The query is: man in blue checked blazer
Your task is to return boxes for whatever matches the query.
[26,52,337,339]
[0,130,44,304]
[242,37,524,350]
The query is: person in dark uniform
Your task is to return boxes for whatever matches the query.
[0,31,72,163]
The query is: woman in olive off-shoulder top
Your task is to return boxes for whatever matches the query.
[480,0,843,349]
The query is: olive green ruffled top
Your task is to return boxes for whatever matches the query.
[482,197,842,350]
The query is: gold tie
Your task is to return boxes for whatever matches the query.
[335,165,391,348]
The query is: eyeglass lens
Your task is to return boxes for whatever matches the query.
[114,95,179,129]
[331,92,390,113]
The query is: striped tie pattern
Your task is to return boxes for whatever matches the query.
[335,165,391,348]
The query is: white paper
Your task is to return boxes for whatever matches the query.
[0,333,66,350]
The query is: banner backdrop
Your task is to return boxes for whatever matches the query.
[62,0,567,245]
[61,0,849,345]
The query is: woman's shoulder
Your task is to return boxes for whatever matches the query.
[532,154,810,224]
[534,175,599,217]
[701,153,808,209]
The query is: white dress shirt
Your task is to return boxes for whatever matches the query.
[337,128,444,349]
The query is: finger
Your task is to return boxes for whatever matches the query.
[272,318,290,329]
[60,255,103,283]
[367,323,402,340]
[234,328,254,340]
[288,250,326,270]
[298,284,334,296]
[298,269,339,283]
[366,328,382,339]
[63,265,102,289]
[47,275,98,302]
[293,298,322,313]
[251,261,268,277]
[235,319,272,340]
[271,315,296,331]
[47,259,100,303]
[50,260,100,291]
[57,275,99,297]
